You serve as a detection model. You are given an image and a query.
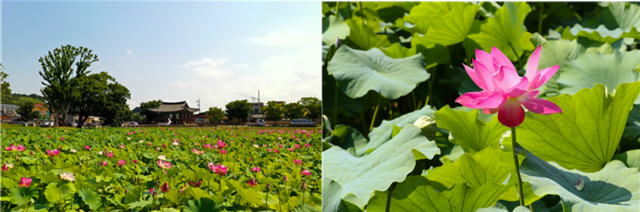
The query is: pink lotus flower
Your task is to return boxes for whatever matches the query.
[278,144,283,148]
[148,143,153,146]
[288,148,294,152]
[268,148,272,152]
[208,163,228,175]
[106,152,114,158]
[157,160,172,169]
[118,160,126,167]
[85,146,91,150]
[101,161,108,166]
[19,177,32,187]
[192,149,203,155]
[294,144,301,149]
[300,169,312,176]
[133,159,138,163]
[204,144,212,149]
[247,178,257,187]
[189,180,202,187]
[283,175,288,182]
[1,163,12,172]
[161,182,170,193]
[456,46,562,127]
[293,159,302,165]
[47,149,60,157]
[60,172,75,182]
[263,144,268,147]
[16,145,25,151]
[60,137,64,140]
[278,137,282,140]
[149,188,155,195]
[304,143,311,147]
[252,167,261,173]
[5,144,15,151]
[274,149,279,153]
[220,150,227,154]
[217,140,226,148]
[120,145,125,149]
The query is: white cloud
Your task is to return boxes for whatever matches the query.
[181,58,232,78]
[231,64,249,68]
[248,28,320,47]
[181,58,228,68]
[126,49,133,54]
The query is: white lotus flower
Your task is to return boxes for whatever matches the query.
[158,155,167,161]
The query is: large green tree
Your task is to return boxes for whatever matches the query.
[262,101,286,125]
[298,97,322,121]
[225,99,252,121]
[16,101,40,121]
[70,72,110,128]
[207,107,225,125]
[140,100,162,124]
[39,45,98,126]
[284,102,305,119]
[0,63,11,102]
[101,82,132,126]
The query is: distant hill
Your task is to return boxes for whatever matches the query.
[1,93,44,105]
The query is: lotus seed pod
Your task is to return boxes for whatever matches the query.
[413,116,437,140]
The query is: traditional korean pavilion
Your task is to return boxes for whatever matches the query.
[148,101,199,125]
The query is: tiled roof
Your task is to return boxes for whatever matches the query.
[148,101,199,113]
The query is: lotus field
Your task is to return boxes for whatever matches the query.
[322,1,640,212]
[0,127,321,211]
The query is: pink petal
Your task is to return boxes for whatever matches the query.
[506,77,529,98]
[528,65,559,90]
[475,49,495,73]
[482,107,499,114]
[523,90,540,98]
[491,65,520,93]
[520,97,562,115]
[491,47,516,71]
[463,63,489,91]
[525,45,542,80]
[456,91,506,109]
[472,59,495,91]
[498,98,525,128]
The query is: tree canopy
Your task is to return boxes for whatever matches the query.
[262,101,286,124]
[225,99,252,121]
[207,107,225,124]
[284,102,305,119]
[16,101,41,121]
[140,100,162,123]
[0,63,11,102]
[298,97,322,121]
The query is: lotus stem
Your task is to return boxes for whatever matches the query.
[538,3,544,34]
[369,98,381,132]
[511,127,526,207]
[385,182,397,212]
[425,68,437,107]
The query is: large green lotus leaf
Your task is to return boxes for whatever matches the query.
[323,15,350,46]
[411,34,451,69]
[323,178,363,212]
[326,124,368,157]
[519,150,640,212]
[601,2,640,32]
[45,182,77,203]
[537,39,615,98]
[477,206,532,212]
[78,187,101,210]
[517,82,640,172]
[323,124,440,209]
[468,2,534,61]
[366,106,436,154]
[424,3,480,46]
[323,59,366,120]
[366,176,509,212]
[558,50,640,103]
[622,104,640,143]
[343,19,391,50]
[375,2,418,23]
[183,198,219,212]
[327,46,429,99]
[426,144,510,189]
[404,2,453,34]
[434,105,508,153]
[613,149,640,169]
[9,186,39,206]
[562,24,640,44]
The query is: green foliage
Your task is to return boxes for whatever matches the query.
[225,99,252,121]
[206,107,225,124]
[0,63,11,101]
[262,101,286,123]
[298,97,322,121]
[322,2,640,211]
[16,101,41,121]
[140,100,162,123]
[284,102,305,120]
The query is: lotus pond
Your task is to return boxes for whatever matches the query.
[0,127,322,212]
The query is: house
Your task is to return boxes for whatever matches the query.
[147,101,199,124]
[33,103,53,119]
[1,104,19,121]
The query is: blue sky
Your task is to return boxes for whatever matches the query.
[2,1,321,111]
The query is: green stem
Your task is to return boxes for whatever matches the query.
[359,2,365,26]
[369,98,381,132]
[411,92,417,111]
[511,127,526,207]
[335,1,339,16]
[334,84,338,127]
[265,188,269,210]
[508,44,523,69]
[538,2,544,34]
[385,183,397,212]
[425,68,437,107]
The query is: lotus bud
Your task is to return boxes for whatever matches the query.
[301,182,307,190]
[413,116,437,140]
[267,183,271,190]
[336,38,342,48]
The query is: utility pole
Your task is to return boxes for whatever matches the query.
[196,98,201,114]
